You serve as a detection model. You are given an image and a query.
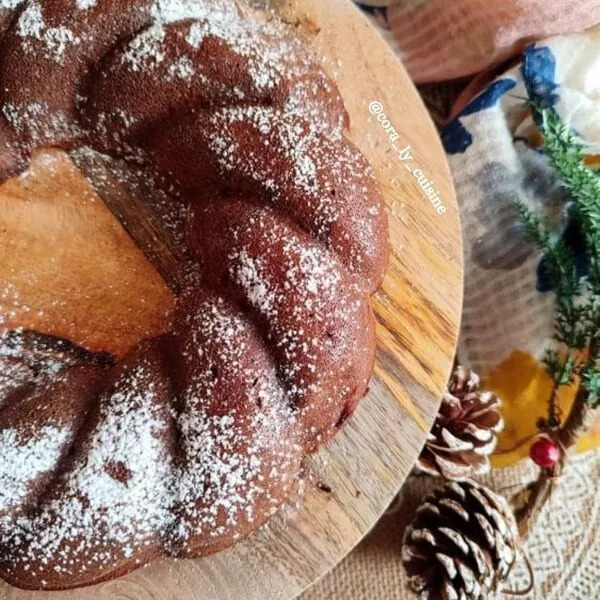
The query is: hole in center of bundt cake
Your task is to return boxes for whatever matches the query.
[0,147,179,360]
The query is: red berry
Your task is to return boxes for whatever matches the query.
[530,438,561,469]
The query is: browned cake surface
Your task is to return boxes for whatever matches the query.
[0,0,388,591]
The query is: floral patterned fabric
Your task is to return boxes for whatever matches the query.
[356,1,600,457]
[441,28,600,457]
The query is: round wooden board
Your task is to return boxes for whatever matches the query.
[1,1,463,598]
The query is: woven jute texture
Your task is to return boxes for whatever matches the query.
[301,449,600,599]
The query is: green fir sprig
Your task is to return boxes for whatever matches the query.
[516,101,600,415]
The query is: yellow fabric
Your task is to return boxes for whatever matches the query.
[486,350,600,467]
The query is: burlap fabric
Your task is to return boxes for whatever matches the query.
[301,449,600,599]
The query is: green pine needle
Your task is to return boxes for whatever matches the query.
[534,100,600,285]
[515,199,579,300]
[583,367,600,409]
[515,100,600,411]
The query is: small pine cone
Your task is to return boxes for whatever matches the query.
[417,366,504,481]
[402,480,520,600]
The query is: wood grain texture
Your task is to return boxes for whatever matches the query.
[0,0,463,598]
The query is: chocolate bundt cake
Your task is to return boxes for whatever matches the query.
[0,0,388,591]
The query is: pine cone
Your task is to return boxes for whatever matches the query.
[417,366,504,480]
[402,480,520,600]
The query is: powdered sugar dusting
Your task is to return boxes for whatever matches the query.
[174,294,301,542]
[184,16,297,92]
[167,55,195,80]
[206,105,373,263]
[75,0,97,9]
[0,308,302,577]
[224,209,364,406]
[16,1,44,38]
[0,282,37,327]
[67,368,173,537]
[204,103,381,274]
[2,101,80,147]
[0,426,69,513]
[0,330,98,404]
[122,24,166,72]
[17,1,81,63]
[150,0,232,24]
[176,405,297,541]
[1,361,175,578]
[0,0,23,8]
[232,251,277,317]
[43,25,78,60]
